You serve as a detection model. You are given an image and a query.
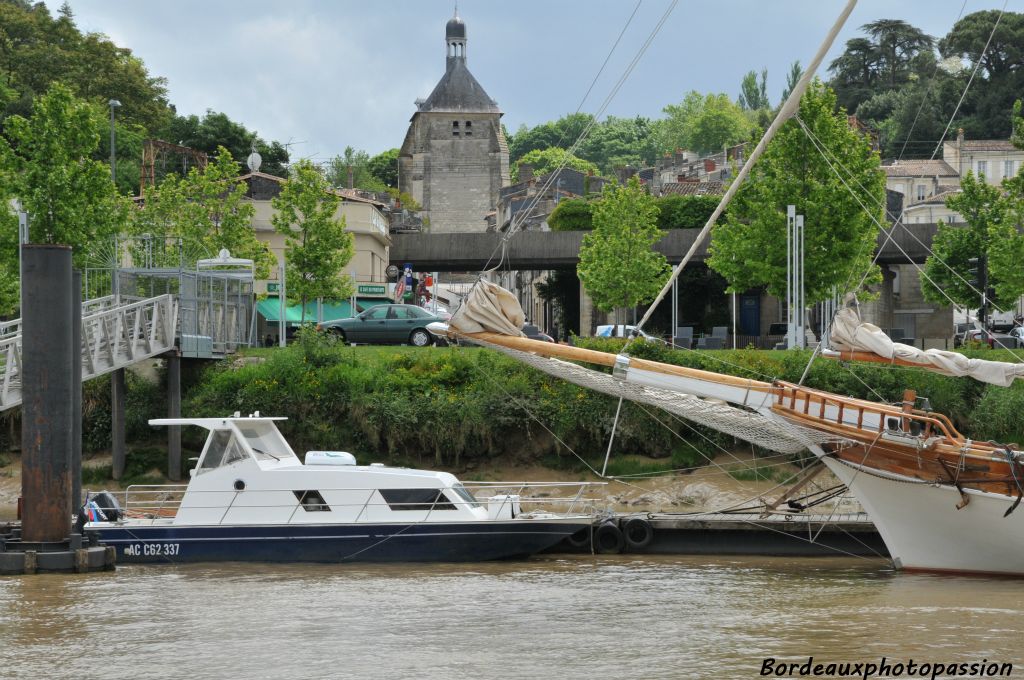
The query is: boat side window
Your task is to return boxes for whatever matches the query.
[451,483,482,509]
[379,488,457,511]
[293,490,330,512]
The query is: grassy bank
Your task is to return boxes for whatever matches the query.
[1,332,1021,482]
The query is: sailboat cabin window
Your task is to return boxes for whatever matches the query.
[198,430,246,474]
[379,489,456,511]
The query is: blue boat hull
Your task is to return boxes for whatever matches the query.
[93,521,588,564]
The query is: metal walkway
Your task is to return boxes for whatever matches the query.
[0,294,178,412]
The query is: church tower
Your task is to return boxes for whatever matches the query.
[399,10,510,233]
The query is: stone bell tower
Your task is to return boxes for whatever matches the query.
[398,9,510,233]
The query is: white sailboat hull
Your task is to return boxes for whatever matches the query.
[821,456,1024,576]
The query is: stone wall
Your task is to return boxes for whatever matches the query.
[399,113,509,233]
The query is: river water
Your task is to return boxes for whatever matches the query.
[2,555,1023,680]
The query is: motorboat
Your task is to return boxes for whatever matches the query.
[82,414,598,563]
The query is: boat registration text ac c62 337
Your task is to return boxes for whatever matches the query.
[123,543,180,557]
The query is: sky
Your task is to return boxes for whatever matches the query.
[57,0,1022,163]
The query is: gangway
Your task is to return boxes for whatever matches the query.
[0,294,178,411]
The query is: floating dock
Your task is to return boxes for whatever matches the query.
[553,512,888,558]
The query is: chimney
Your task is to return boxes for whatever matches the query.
[347,166,354,189]
[704,159,716,173]
[957,128,964,147]
[519,164,533,183]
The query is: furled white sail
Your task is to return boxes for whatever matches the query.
[829,306,1024,387]
[449,280,524,337]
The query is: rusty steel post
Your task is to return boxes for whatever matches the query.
[167,351,181,481]
[20,245,74,542]
[111,368,126,480]
[72,270,83,512]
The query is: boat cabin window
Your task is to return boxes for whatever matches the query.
[237,422,295,463]
[293,490,330,512]
[198,430,247,474]
[379,489,456,511]
[451,483,482,509]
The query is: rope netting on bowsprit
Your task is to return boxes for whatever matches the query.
[477,339,843,455]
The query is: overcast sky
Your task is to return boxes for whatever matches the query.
[58,1,1020,162]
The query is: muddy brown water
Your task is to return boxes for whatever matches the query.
[2,555,1023,680]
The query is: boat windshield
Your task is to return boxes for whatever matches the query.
[236,422,295,463]
[450,483,481,509]
[198,430,247,474]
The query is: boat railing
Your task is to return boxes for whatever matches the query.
[122,484,188,519]
[114,482,605,525]
[463,481,607,515]
[773,382,961,441]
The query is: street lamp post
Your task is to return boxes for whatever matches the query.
[108,99,121,182]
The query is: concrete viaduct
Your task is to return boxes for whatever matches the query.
[389,223,938,271]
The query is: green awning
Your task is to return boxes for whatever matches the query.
[356,297,392,312]
[257,297,355,326]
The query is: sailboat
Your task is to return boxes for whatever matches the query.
[425,0,1024,575]
[429,285,1024,576]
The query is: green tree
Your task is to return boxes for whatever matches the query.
[780,60,804,104]
[159,111,289,177]
[271,159,354,323]
[738,69,769,111]
[135,146,273,277]
[655,194,724,230]
[660,91,751,155]
[367,148,399,188]
[707,80,884,302]
[577,177,670,322]
[548,197,595,231]
[991,165,1024,302]
[512,147,598,182]
[1012,99,1024,150]
[0,83,127,256]
[921,167,1024,311]
[0,1,171,130]
[326,147,387,192]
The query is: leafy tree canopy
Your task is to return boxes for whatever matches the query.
[0,0,172,131]
[272,159,355,319]
[659,91,751,156]
[577,176,670,314]
[738,69,769,111]
[1,83,127,255]
[158,110,289,177]
[507,113,660,174]
[132,146,274,278]
[548,197,595,231]
[707,80,885,302]
[325,146,387,192]
[655,194,724,231]
[367,148,399,188]
[512,147,598,182]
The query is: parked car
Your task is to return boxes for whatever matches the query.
[595,324,665,344]
[319,304,447,346]
[959,326,1019,349]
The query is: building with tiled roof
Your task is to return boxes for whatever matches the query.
[659,180,725,196]
[943,129,1024,183]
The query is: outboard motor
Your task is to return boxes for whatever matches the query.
[75,491,123,532]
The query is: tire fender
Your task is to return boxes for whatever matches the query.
[622,517,654,551]
[594,521,624,555]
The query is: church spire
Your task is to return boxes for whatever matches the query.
[445,7,467,70]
